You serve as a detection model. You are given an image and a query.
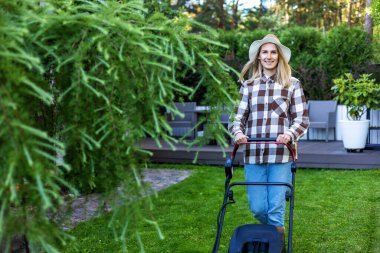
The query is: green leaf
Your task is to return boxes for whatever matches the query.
[21,78,54,105]
[23,144,33,166]
[35,173,52,210]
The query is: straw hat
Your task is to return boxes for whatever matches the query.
[248,34,291,63]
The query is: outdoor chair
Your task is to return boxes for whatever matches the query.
[220,111,230,129]
[167,102,197,139]
[195,107,232,144]
[307,100,338,142]
[220,109,232,144]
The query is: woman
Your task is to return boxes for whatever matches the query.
[228,34,309,247]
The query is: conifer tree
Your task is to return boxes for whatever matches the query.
[0,0,237,251]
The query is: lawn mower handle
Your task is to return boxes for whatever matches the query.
[225,137,296,179]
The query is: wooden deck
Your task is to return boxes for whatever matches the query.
[140,139,380,169]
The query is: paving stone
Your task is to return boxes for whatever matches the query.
[60,169,192,229]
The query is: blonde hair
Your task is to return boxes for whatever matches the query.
[239,44,292,88]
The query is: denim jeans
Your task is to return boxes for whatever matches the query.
[244,162,292,227]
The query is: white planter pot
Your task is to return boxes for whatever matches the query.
[339,120,370,150]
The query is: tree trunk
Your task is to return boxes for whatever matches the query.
[0,235,30,253]
[284,0,289,23]
[348,0,353,27]
[365,0,373,41]
[259,0,264,18]
[232,0,239,30]
[217,0,225,29]
[339,0,343,23]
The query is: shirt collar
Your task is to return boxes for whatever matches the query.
[260,73,276,84]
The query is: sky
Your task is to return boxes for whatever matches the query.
[188,0,274,9]
[235,0,261,9]
[234,0,275,9]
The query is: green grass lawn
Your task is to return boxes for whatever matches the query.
[63,164,380,253]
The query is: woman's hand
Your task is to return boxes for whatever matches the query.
[276,133,292,143]
[234,132,248,144]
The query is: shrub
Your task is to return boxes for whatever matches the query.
[279,27,328,99]
[318,25,373,79]
[279,26,321,69]
[216,29,239,59]
[236,29,269,62]
[216,26,376,101]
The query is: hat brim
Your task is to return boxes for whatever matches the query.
[249,37,291,63]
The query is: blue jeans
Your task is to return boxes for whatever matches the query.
[244,162,292,227]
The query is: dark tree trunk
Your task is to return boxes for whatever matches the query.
[217,0,225,29]
[231,0,239,29]
[348,0,353,27]
[365,0,373,41]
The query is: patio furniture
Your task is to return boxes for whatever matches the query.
[307,100,337,142]
[220,110,232,144]
[220,111,230,129]
[366,106,380,150]
[168,102,197,139]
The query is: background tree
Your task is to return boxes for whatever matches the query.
[239,3,271,31]
[273,0,367,29]
[164,0,376,32]
[196,0,228,29]
[374,0,380,24]
[371,0,380,63]
[144,0,202,18]
[229,0,240,29]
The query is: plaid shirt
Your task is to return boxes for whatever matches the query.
[229,75,309,164]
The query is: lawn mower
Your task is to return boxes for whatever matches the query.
[212,138,297,253]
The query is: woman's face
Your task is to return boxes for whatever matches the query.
[258,43,279,72]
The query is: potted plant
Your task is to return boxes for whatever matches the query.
[332,73,380,151]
